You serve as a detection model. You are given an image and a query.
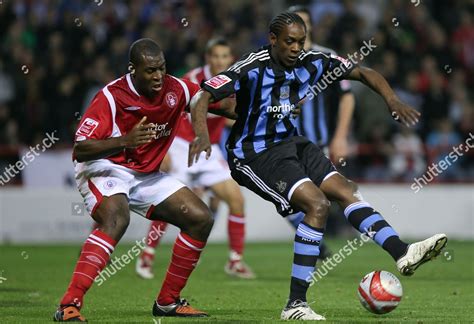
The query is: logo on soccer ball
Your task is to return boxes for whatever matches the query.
[165,92,178,108]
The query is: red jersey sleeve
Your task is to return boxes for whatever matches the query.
[75,91,113,142]
[181,78,200,99]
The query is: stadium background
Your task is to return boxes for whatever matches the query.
[0,1,473,323]
[0,0,472,242]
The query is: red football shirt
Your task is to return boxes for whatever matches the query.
[178,65,227,144]
[74,73,199,173]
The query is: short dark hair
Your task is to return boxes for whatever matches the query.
[128,38,162,65]
[269,12,306,37]
[287,5,313,27]
[205,37,230,54]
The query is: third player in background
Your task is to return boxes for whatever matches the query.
[136,38,256,280]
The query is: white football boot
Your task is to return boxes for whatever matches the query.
[281,300,325,321]
[224,250,257,279]
[396,233,448,276]
[136,249,155,279]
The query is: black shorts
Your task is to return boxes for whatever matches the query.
[228,136,337,217]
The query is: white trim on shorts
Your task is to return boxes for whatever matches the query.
[322,171,339,182]
[287,177,312,201]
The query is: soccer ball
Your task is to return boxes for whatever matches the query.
[357,270,403,314]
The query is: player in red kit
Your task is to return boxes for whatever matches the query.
[136,38,256,280]
[53,38,236,321]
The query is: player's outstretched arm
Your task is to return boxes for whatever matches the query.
[188,90,213,167]
[74,117,156,162]
[347,66,420,127]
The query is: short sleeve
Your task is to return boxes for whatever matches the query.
[200,51,258,101]
[75,92,113,142]
[304,51,356,84]
[180,78,220,110]
[201,72,239,102]
[326,53,356,81]
[181,78,200,99]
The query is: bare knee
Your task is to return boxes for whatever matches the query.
[290,183,330,227]
[340,179,361,202]
[93,197,130,240]
[303,195,331,223]
[185,207,214,240]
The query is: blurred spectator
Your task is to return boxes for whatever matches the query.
[360,124,393,182]
[426,119,464,181]
[421,71,451,137]
[390,128,426,181]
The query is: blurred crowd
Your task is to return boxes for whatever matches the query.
[0,0,472,183]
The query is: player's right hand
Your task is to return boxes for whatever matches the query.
[387,98,420,127]
[188,135,212,167]
[121,116,156,148]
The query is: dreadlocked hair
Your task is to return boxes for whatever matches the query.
[269,12,306,36]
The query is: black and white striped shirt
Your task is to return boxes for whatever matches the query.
[201,44,355,161]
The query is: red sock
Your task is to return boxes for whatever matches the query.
[60,229,116,308]
[228,214,245,256]
[157,232,206,305]
[146,221,168,249]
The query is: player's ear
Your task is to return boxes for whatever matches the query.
[269,32,277,47]
[128,62,136,76]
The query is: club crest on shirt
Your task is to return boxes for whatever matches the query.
[280,85,290,99]
[205,75,231,89]
[165,92,178,108]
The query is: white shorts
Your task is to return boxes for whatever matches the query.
[75,159,185,218]
[168,137,232,188]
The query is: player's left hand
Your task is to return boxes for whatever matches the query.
[387,98,420,127]
[188,135,212,167]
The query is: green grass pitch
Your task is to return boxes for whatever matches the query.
[0,239,473,323]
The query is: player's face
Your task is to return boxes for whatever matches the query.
[206,45,233,76]
[133,53,166,98]
[270,23,306,68]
